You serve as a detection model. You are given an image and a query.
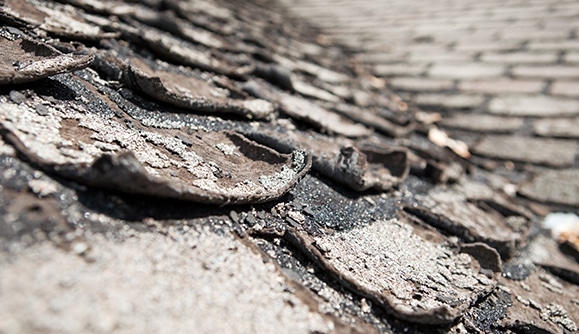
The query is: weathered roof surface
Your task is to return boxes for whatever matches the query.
[0,0,577,333]
[282,0,579,210]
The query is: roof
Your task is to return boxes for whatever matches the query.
[0,0,577,333]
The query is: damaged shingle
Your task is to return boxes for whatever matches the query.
[519,169,579,207]
[130,7,247,52]
[2,0,576,332]
[0,31,93,84]
[47,0,135,16]
[127,57,274,120]
[278,92,372,138]
[316,143,409,192]
[247,127,409,192]
[244,79,372,138]
[330,103,415,138]
[404,186,525,258]
[498,269,579,333]
[272,55,351,84]
[0,89,310,204]
[138,24,248,78]
[0,0,119,40]
[0,227,338,333]
[527,234,579,285]
[286,218,495,325]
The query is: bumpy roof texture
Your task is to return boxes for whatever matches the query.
[0,0,577,333]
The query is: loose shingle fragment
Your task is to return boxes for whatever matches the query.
[0,33,93,84]
[542,212,579,261]
[0,89,310,204]
[127,58,274,120]
[286,218,495,325]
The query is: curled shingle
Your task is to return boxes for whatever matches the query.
[0,33,93,85]
[139,25,248,78]
[0,0,119,40]
[50,0,135,16]
[244,80,372,138]
[330,103,415,138]
[0,89,310,204]
[247,128,408,192]
[278,93,372,138]
[127,58,274,120]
